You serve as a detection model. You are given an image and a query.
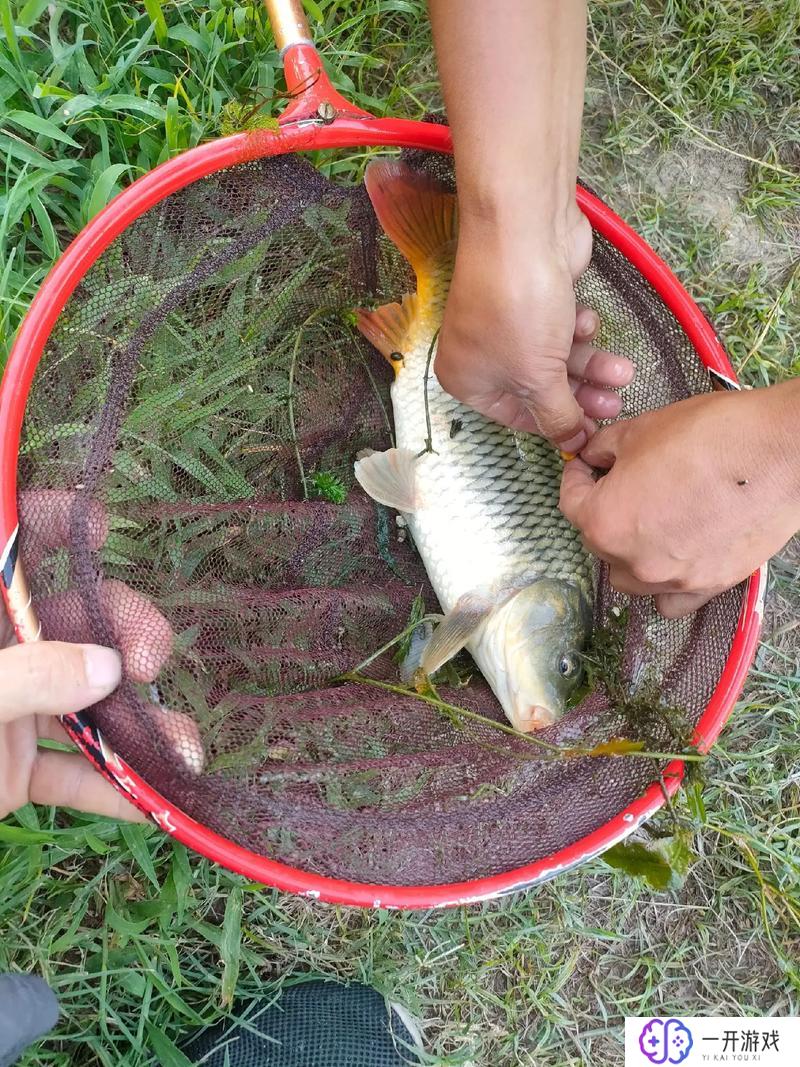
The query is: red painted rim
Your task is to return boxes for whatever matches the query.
[0,115,765,908]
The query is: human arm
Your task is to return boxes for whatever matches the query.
[559,382,800,616]
[428,0,634,451]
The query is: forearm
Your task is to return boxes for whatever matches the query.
[428,0,587,247]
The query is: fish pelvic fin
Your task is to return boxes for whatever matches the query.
[364,160,458,280]
[419,591,495,677]
[356,294,419,375]
[354,447,419,512]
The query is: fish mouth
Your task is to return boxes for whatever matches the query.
[512,703,559,733]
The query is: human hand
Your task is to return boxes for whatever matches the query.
[435,210,635,452]
[559,383,800,617]
[0,620,145,821]
[0,489,194,821]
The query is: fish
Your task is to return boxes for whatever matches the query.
[354,160,594,732]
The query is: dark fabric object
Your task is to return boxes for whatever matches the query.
[0,975,59,1067]
[178,982,421,1067]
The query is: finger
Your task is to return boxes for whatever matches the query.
[559,457,597,527]
[29,749,147,821]
[102,580,173,683]
[516,356,589,451]
[37,581,173,684]
[147,704,206,776]
[0,642,121,724]
[571,381,624,420]
[566,344,635,388]
[36,716,73,745]
[477,391,563,435]
[574,306,600,342]
[19,490,108,567]
[607,567,663,597]
[578,423,623,469]
[655,591,714,619]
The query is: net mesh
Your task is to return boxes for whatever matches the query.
[178,982,421,1066]
[16,147,744,886]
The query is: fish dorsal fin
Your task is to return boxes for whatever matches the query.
[356,293,418,368]
[364,161,458,278]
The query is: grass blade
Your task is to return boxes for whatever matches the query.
[220,885,243,1008]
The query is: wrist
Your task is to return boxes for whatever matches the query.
[457,192,591,282]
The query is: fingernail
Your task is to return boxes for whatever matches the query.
[82,645,122,692]
[558,429,588,455]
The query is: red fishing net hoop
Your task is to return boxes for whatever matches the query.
[0,14,765,908]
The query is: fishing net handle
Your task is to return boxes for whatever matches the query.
[263,0,372,121]
[265,0,312,51]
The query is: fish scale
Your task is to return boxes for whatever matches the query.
[391,344,593,612]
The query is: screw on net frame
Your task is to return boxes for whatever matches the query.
[0,0,766,909]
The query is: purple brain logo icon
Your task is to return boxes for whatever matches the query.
[639,1019,693,1064]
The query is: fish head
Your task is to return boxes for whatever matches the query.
[482,578,591,733]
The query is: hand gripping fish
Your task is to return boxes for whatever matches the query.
[354,161,594,732]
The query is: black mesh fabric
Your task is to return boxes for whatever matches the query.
[177,983,421,1067]
[15,147,744,886]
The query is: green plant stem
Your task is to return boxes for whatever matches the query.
[338,670,707,762]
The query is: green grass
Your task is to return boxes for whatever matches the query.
[1,1,799,1064]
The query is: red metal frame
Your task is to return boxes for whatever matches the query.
[0,38,765,908]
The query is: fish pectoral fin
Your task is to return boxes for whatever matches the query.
[399,619,435,684]
[356,294,418,371]
[420,592,495,676]
[354,447,420,512]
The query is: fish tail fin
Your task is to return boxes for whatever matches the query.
[364,161,457,279]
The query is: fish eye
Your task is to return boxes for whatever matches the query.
[558,653,580,678]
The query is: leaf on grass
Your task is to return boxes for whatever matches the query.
[86,162,130,221]
[0,131,66,170]
[168,24,210,55]
[304,0,325,22]
[603,829,695,890]
[18,0,51,29]
[602,841,674,890]
[29,193,59,258]
[220,885,243,1008]
[145,1024,195,1067]
[3,109,81,148]
[171,843,193,926]
[0,823,54,844]
[120,822,160,890]
[143,0,168,44]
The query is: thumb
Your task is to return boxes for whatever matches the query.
[579,422,623,469]
[559,457,597,528]
[0,641,121,723]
